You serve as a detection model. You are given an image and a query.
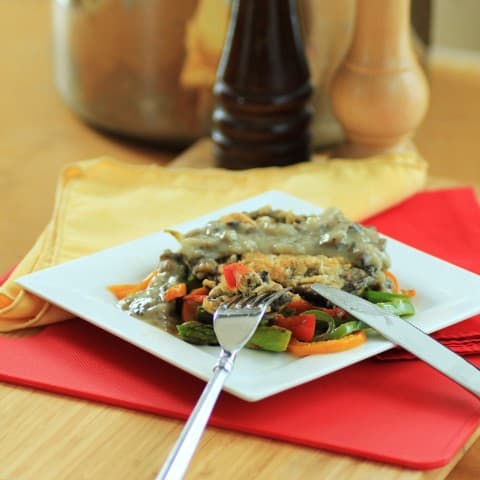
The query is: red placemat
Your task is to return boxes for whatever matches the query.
[0,188,479,470]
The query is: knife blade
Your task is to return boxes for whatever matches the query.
[311,283,480,398]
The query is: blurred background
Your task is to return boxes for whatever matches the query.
[424,0,480,50]
[50,0,480,150]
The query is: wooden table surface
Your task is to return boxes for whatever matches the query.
[1,1,479,479]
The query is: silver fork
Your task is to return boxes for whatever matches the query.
[155,288,289,480]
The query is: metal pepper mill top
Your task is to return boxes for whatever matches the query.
[211,0,313,169]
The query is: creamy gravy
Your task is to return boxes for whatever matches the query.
[120,254,186,329]
[121,206,391,326]
[181,207,390,273]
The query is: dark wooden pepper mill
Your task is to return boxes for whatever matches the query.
[211,0,312,169]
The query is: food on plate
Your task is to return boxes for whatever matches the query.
[108,206,415,355]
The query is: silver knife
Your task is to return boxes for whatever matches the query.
[311,283,480,398]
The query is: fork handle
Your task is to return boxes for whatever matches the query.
[155,351,234,480]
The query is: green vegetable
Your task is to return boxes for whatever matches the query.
[247,326,292,352]
[195,307,213,324]
[185,271,203,291]
[364,289,409,303]
[363,290,415,316]
[329,320,364,339]
[376,298,415,316]
[302,309,336,340]
[177,322,292,351]
[176,321,218,345]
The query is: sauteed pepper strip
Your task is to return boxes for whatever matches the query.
[274,313,316,342]
[288,330,367,357]
[222,262,251,289]
[163,283,187,302]
[107,269,158,300]
[364,289,415,316]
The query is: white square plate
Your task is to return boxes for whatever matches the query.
[18,191,480,401]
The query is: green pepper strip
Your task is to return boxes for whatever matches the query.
[329,320,365,340]
[302,309,336,341]
[364,289,409,303]
[376,298,415,316]
[364,290,415,317]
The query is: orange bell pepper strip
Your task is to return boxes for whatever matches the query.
[163,283,187,302]
[184,287,209,298]
[107,269,158,300]
[385,271,399,293]
[287,330,367,357]
[385,271,415,297]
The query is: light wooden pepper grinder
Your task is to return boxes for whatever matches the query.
[330,0,429,157]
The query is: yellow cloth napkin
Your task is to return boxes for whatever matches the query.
[0,150,427,332]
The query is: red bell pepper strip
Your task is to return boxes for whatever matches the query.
[284,297,316,314]
[285,297,347,320]
[181,287,209,322]
[318,306,348,320]
[222,263,251,289]
[274,313,316,342]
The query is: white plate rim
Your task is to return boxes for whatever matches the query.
[17,190,480,401]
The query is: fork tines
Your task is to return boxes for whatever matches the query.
[223,288,291,310]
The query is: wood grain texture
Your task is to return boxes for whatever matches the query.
[0,1,478,479]
[330,0,429,157]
